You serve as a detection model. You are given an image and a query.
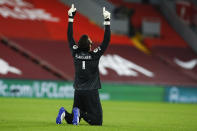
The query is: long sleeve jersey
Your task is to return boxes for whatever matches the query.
[67,22,111,90]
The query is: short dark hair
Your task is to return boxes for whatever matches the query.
[78,35,91,51]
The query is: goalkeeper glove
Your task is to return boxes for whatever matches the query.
[68,4,76,22]
[103,7,110,25]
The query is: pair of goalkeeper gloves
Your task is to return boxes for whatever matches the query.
[68,4,110,25]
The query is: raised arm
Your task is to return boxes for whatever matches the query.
[67,4,77,53]
[68,21,75,48]
[100,22,111,54]
[94,7,111,56]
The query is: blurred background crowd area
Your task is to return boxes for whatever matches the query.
[0,0,197,103]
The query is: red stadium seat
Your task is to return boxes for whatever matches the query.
[0,41,60,80]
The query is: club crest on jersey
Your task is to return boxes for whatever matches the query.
[73,45,78,50]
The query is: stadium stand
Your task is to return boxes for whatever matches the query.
[8,38,74,81]
[0,38,60,80]
[0,0,197,86]
[0,0,132,45]
[100,44,197,85]
[108,0,189,48]
[107,0,197,84]
[152,46,197,81]
[6,38,197,85]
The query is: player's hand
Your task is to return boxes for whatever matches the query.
[103,7,110,25]
[103,7,110,21]
[68,4,76,19]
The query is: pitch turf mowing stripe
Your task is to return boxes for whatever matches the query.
[0,98,197,131]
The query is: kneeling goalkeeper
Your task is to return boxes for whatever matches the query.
[56,4,111,125]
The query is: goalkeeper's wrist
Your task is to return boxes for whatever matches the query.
[104,20,110,25]
[104,18,110,25]
[68,17,74,22]
[104,21,110,25]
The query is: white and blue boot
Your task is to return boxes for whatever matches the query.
[72,107,80,125]
[56,107,66,124]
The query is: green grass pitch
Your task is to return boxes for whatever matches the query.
[0,98,197,131]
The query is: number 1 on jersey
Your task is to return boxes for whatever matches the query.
[82,61,85,70]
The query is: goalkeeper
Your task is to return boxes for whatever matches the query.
[56,4,111,125]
